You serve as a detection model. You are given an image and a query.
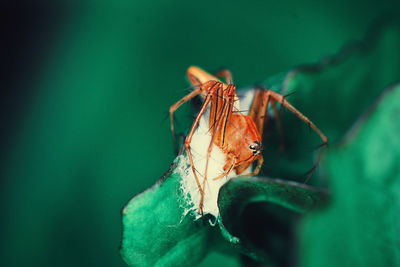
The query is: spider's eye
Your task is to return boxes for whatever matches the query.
[249,141,262,155]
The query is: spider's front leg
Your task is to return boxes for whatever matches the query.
[239,156,265,177]
[249,88,328,181]
[249,88,328,147]
[212,152,237,181]
[180,81,225,215]
[169,80,221,151]
[262,89,328,145]
[199,84,237,214]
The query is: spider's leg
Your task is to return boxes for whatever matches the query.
[200,84,235,211]
[212,153,236,181]
[262,89,328,181]
[169,80,219,152]
[248,89,271,140]
[184,81,222,214]
[215,69,233,84]
[270,99,285,152]
[239,156,264,177]
[263,90,328,145]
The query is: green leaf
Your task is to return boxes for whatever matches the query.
[299,83,400,266]
[120,159,328,267]
[219,177,326,215]
[120,163,211,267]
[217,177,327,265]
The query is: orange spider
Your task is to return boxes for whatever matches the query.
[170,66,327,214]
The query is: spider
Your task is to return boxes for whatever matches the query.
[170,66,327,214]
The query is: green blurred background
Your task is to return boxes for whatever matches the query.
[1,1,399,266]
